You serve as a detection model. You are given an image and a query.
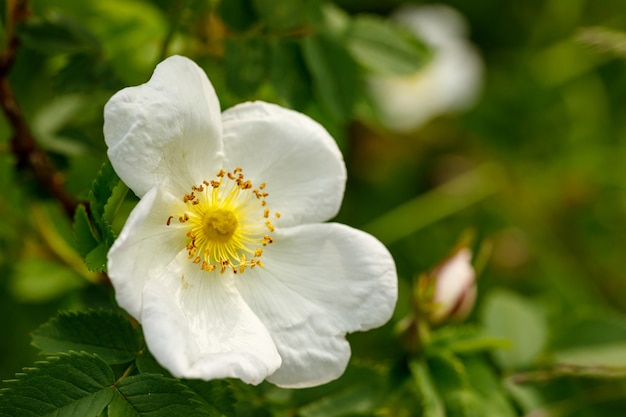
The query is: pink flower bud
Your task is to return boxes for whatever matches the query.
[428,248,476,324]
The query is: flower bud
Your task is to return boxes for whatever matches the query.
[426,247,476,324]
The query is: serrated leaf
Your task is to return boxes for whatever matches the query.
[136,354,236,416]
[346,15,430,76]
[0,352,115,417]
[103,181,129,227]
[85,242,109,272]
[184,380,236,417]
[73,204,99,258]
[111,374,203,417]
[31,310,141,364]
[301,34,360,123]
[74,161,124,271]
[89,161,122,225]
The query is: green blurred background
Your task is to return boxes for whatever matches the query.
[1,0,626,415]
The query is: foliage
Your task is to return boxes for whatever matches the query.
[1,0,626,416]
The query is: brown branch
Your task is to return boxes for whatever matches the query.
[0,0,79,219]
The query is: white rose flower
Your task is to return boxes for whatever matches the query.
[104,55,397,388]
[368,4,484,132]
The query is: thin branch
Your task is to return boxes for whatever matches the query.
[509,363,626,384]
[0,0,79,219]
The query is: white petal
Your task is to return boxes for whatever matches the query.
[392,4,470,48]
[235,223,397,388]
[141,259,282,385]
[104,55,224,197]
[107,186,188,320]
[368,5,483,132]
[221,101,346,227]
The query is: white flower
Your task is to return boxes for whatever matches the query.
[103,55,397,388]
[368,4,484,132]
[428,248,476,324]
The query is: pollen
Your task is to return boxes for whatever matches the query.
[166,168,277,274]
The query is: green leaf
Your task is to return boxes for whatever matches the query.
[429,325,511,355]
[84,241,109,273]
[184,380,237,417]
[102,180,129,230]
[89,161,122,231]
[298,385,378,417]
[409,360,445,417]
[346,15,430,76]
[54,52,123,93]
[270,40,313,111]
[463,356,517,417]
[18,13,100,55]
[73,204,99,259]
[224,37,268,98]
[31,310,141,364]
[481,289,547,370]
[427,352,479,417]
[110,374,203,417]
[301,34,360,123]
[0,352,115,417]
[135,352,171,377]
[74,160,125,271]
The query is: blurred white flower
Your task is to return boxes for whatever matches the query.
[368,4,484,132]
[428,247,476,324]
[104,56,397,388]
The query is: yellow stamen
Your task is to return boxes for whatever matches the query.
[166,168,277,275]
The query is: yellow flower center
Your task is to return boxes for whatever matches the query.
[166,168,278,274]
[202,209,238,243]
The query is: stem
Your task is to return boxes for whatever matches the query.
[363,162,503,246]
[114,363,136,386]
[0,0,79,220]
[510,364,626,384]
